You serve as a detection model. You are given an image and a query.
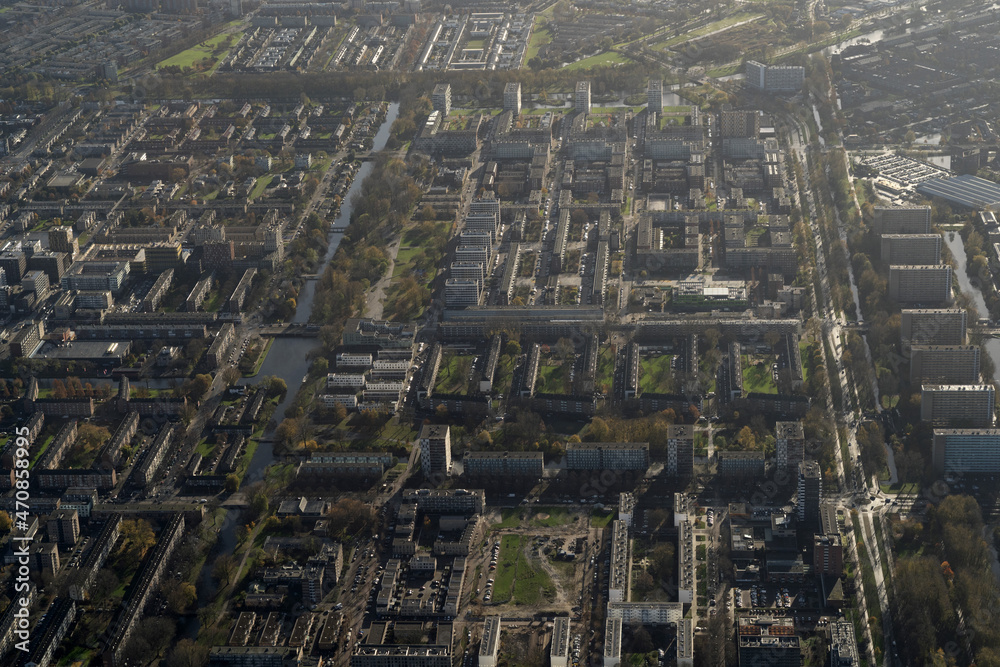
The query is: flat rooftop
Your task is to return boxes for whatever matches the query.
[916,174,1000,209]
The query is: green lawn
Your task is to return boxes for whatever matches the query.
[530,507,576,527]
[742,355,778,394]
[879,482,919,495]
[564,51,634,70]
[196,439,217,459]
[590,509,615,528]
[537,361,571,395]
[707,64,740,78]
[639,354,675,394]
[156,32,236,70]
[526,24,552,62]
[466,39,486,49]
[434,353,476,395]
[249,175,273,200]
[29,435,54,469]
[799,340,811,385]
[392,246,423,278]
[492,508,524,529]
[493,534,555,605]
[596,347,615,394]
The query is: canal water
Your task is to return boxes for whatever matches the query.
[189,102,399,625]
[944,232,1000,385]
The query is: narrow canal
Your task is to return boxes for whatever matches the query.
[189,101,399,625]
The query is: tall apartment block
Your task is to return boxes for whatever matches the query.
[48,509,80,546]
[901,308,967,346]
[872,206,931,234]
[719,109,760,138]
[479,616,501,667]
[909,345,980,384]
[551,617,571,667]
[933,429,1000,472]
[738,617,800,667]
[419,424,452,477]
[797,461,822,528]
[647,79,663,113]
[880,234,941,265]
[575,81,592,115]
[666,424,694,477]
[503,82,521,116]
[888,265,952,303]
[48,226,78,258]
[813,532,843,576]
[921,384,995,427]
[745,61,805,92]
[462,451,543,478]
[565,442,649,470]
[432,83,452,116]
[829,622,860,667]
[775,421,805,477]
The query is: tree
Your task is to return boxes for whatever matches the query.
[224,474,240,493]
[263,375,287,399]
[165,581,197,614]
[275,417,305,448]
[647,543,676,581]
[51,379,67,399]
[167,640,209,667]
[633,570,655,597]
[118,519,156,562]
[186,374,213,401]
[735,426,757,451]
[326,498,376,538]
[91,568,120,604]
[213,554,238,587]
[77,422,111,452]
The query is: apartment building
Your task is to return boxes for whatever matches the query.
[504,82,521,115]
[933,429,1000,472]
[666,424,694,477]
[909,345,980,384]
[880,233,941,265]
[921,384,995,426]
[775,421,805,476]
[575,80,591,115]
[565,442,649,470]
[432,83,452,116]
[480,616,502,667]
[797,460,822,527]
[901,308,967,346]
[462,451,544,478]
[888,265,952,303]
[872,206,931,234]
[419,424,452,477]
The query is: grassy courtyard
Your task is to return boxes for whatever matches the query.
[434,353,476,395]
[741,354,778,394]
[639,354,676,394]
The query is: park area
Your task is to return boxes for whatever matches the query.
[156,30,238,73]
